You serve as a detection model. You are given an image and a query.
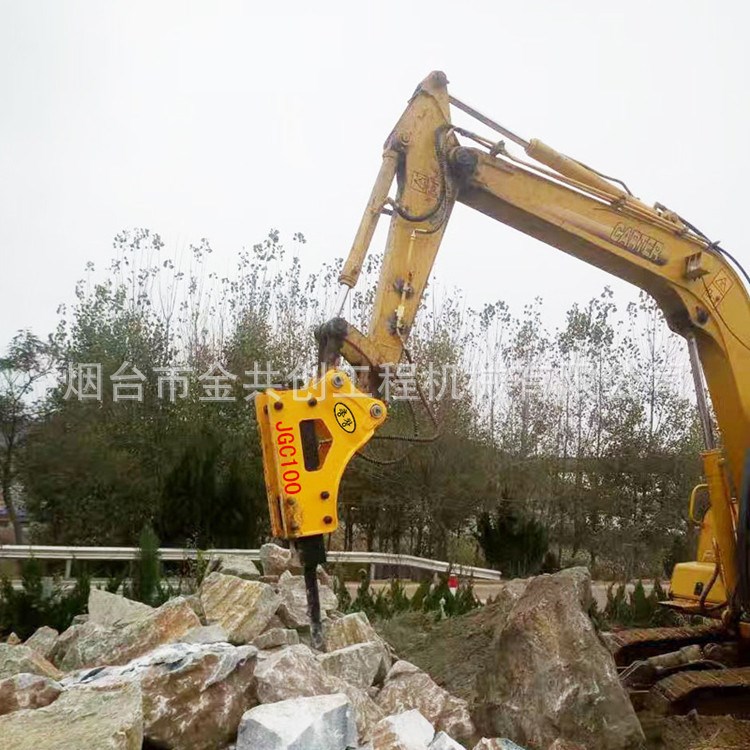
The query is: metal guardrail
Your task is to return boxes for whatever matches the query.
[0,545,503,581]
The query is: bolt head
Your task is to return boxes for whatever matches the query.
[308,397,317,406]
[320,491,330,500]
[273,401,283,411]
[331,373,344,389]
[323,515,333,525]
[370,403,384,419]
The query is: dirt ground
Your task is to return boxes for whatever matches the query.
[375,607,750,750]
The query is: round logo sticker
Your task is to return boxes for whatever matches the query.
[334,402,356,433]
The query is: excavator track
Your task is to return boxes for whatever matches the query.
[649,667,750,717]
[606,623,731,666]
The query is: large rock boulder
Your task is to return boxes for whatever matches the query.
[325,611,381,651]
[215,553,261,580]
[254,643,382,742]
[370,709,435,749]
[376,660,475,744]
[277,570,338,629]
[0,681,143,750]
[0,644,62,681]
[260,543,298,576]
[87,588,154,628]
[199,572,280,644]
[49,621,106,668]
[254,644,334,703]
[0,674,62,715]
[59,596,201,671]
[67,641,258,750]
[23,627,59,661]
[253,627,300,650]
[475,567,645,750]
[318,641,389,689]
[237,692,357,750]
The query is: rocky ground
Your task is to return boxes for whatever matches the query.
[0,544,744,749]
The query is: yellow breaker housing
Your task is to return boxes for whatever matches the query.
[255,369,386,540]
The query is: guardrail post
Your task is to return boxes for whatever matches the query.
[65,559,72,579]
[369,562,376,581]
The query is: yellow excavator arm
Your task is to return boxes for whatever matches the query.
[257,71,750,641]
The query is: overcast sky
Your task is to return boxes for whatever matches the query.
[2,1,749,352]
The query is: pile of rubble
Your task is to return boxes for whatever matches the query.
[0,544,645,750]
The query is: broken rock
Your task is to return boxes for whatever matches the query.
[0,680,143,750]
[59,596,201,671]
[429,731,464,749]
[472,741,528,750]
[181,624,229,644]
[200,572,280,644]
[0,644,62,681]
[254,644,332,703]
[216,553,261,580]
[253,627,300,650]
[377,660,475,744]
[475,567,644,750]
[87,588,154,628]
[237,692,357,750]
[277,570,338,629]
[23,626,59,661]
[318,641,389,689]
[0,674,62,715]
[254,643,382,742]
[260,542,299,576]
[326,611,389,659]
[67,641,258,750]
[370,709,435,750]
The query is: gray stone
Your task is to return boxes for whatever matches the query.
[429,732,465,749]
[23,627,59,661]
[253,627,300,650]
[277,570,339,629]
[0,674,62,715]
[260,543,298,576]
[326,612,386,653]
[87,587,154,628]
[0,680,142,749]
[377,661,475,744]
[216,553,261,580]
[181,624,228,644]
[0,644,62,681]
[472,741,528,750]
[254,643,382,742]
[199,572,280,644]
[59,596,201,671]
[67,641,258,750]
[49,621,105,668]
[318,641,389,689]
[237,692,357,750]
[254,644,331,703]
[370,709,435,750]
[475,567,644,750]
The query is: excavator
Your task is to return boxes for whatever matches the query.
[255,71,750,715]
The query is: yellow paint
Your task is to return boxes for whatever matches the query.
[260,72,750,628]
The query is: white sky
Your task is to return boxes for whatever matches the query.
[2,1,749,350]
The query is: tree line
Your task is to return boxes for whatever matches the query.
[0,229,703,579]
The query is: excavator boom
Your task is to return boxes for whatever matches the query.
[257,73,750,669]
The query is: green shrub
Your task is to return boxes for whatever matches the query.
[343,572,481,622]
[0,559,90,639]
